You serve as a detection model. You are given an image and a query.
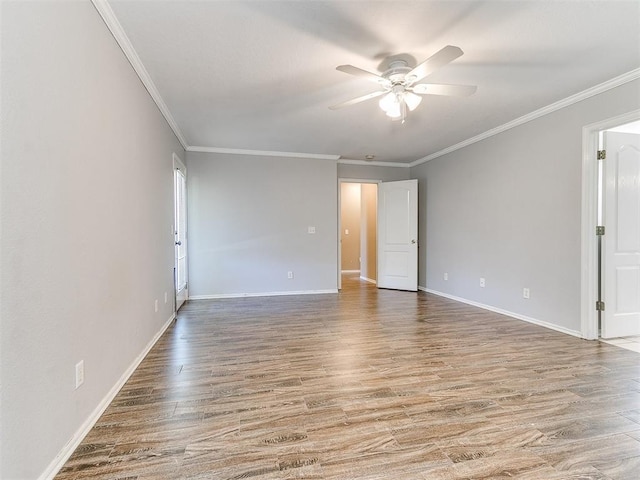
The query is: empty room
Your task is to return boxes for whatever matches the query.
[2,1,640,479]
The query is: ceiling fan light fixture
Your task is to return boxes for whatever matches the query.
[404,91,422,111]
[378,92,397,113]
[384,101,402,118]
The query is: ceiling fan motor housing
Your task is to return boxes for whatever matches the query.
[383,60,413,85]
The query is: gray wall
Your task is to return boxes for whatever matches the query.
[411,79,640,334]
[187,152,338,296]
[338,163,410,182]
[1,2,184,478]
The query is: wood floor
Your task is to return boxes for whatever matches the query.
[56,275,640,479]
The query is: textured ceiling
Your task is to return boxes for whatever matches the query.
[106,0,640,165]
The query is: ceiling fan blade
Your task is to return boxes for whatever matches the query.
[336,65,390,86]
[411,83,477,97]
[329,90,386,110]
[405,45,464,84]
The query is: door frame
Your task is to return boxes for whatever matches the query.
[580,109,640,339]
[337,178,381,290]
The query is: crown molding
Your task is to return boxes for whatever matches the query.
[187,145,340,161]
[409,67,640,168]
[187,149,409,167]
[91,0,189,149]
[337,159,410,168]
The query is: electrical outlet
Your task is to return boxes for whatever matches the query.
[308,226,316,234]
[480,277,486,288]
[444,272,448,281]
[523,288,530,299]
[154,299,158,312]
[75,360,84,389]
[287,271,294,279]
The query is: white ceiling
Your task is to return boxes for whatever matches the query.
[104,0,640,165]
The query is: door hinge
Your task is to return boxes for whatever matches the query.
[596,226,605,236]
[596,300,605,311]
[597,150,606,160]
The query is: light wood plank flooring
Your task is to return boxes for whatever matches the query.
[56,274,640,479]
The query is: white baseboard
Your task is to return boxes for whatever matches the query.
[419,286,583,339]
[360,276,377,284]
[190,289,338,300]
[40,313,176,480]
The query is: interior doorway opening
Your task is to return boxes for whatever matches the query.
[338,181,378,290]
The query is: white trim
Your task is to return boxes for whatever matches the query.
[187,145,340,161]
[360,276,377,284]
[338,159,409,168]
[341,270,360,273]
[173,152,186,173]
[190,290,338,299]
[91,0,188,149]
[40,313,176,480]
[421,287,584,339]
[410,68,640,167]
[580,109,640,340]
[581,122,600,340]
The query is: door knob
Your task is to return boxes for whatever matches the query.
[411,239,416,244]
[175,241,182,246]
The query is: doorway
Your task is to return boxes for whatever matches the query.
[338,181,378,290]
[173,153,188,311]
[338,179,419,292]
[581,111,640,339]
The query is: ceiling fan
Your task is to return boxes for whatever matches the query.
[329,45,477,122]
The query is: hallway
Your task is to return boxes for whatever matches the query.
[56,275,640,479]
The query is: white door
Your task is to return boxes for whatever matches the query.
[377,179,418,291]
[601,132,640,338]
[174,157,188,311]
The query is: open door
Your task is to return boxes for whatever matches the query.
[377,179,418,291]
[174,154,188,311]
[601,132,640,338]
